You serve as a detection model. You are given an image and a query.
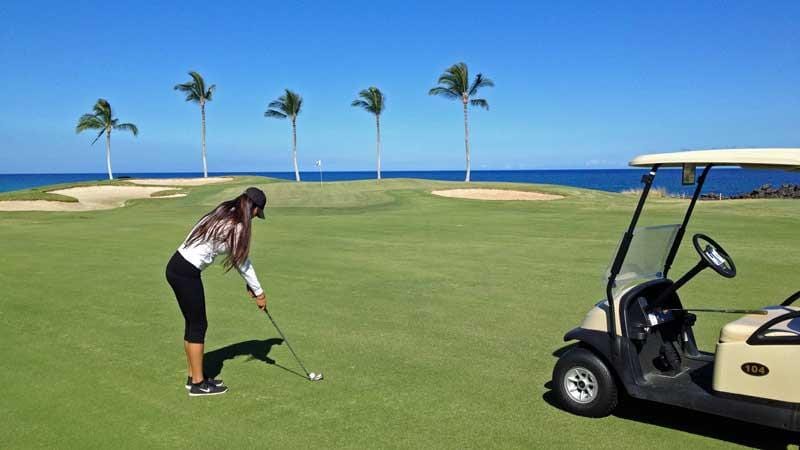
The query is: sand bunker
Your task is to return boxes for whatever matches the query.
[128,177,232,186]
[431,189,563,201]
[0,185,185,212]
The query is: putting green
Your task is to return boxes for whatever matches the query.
[1,177,797,448]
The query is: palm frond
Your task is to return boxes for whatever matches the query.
[174,81,201,102]
[428,86,460,99]
[284,89,302,116]
[443,63,469,91]
[174,71,212,103]
[76,114,105,133]
[352,86,385,115]
[115,122,139,136]
[470,98,489,110]
[189,71,206,95]
[93,98,112,122]
[430,62,471,100]
[264,109,287,119]
[265,89,302,119]
[468,73,494,96]
[90,129,105,145]
[173,82,194,93]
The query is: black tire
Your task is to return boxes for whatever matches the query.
[552,346,619,417]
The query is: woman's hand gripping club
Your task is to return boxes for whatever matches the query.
[247,285,267,311]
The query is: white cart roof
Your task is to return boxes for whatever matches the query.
[629,148,800,170]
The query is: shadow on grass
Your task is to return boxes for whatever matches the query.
[204,338,307,380]
[544,344,799,448]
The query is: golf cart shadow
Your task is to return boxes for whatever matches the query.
[544,344,800,448]
[204,338,307,380]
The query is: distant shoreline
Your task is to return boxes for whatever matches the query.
[1,167,734,176]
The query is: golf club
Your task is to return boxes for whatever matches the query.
[264,308,324,381]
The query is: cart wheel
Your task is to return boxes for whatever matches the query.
[552,347,618,417]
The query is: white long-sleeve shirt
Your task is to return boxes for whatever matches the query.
[177,222,264,296]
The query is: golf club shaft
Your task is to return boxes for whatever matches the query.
[666,308,768,315]
[264,309,310,376]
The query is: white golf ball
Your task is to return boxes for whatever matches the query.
[309,372,316,379]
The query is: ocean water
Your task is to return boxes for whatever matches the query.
[2,169,800,196]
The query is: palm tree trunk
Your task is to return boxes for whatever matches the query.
[376,115,382,181]
[105,128,113,180]
[463,101,470,182]
[292,118,300,182]
[201,101,208,178]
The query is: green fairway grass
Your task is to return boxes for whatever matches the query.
[1,177,798,448]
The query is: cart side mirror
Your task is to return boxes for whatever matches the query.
[682,164,696,185]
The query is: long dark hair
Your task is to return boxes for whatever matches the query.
[186,194,255,271]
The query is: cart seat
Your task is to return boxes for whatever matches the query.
[719,306,800,343]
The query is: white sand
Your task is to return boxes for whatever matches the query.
[128,177,233,186]
[431,189,564,201]
[0,185,185,212]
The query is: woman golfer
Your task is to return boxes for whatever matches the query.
[165,187,268,396]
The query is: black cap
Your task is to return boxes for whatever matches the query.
[244,187,267,219]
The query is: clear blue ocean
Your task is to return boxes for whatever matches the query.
[2,169,800,196]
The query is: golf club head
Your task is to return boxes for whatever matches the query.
[308,372,324,382]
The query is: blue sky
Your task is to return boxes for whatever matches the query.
[1,1,798,173]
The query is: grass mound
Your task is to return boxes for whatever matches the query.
[150,189,185,198]
[0,188,79,202]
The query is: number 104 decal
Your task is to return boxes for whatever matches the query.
[741,362,769,376]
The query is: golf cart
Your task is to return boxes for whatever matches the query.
[552,148,800,431]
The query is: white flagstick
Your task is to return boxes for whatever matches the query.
[315,160,323,188]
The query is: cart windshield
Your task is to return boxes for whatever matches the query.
[605,224,681,294]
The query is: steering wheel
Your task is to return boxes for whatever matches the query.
[692,234,736,278]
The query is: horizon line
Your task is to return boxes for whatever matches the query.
[0,167,715,176]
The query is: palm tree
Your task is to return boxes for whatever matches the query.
[75,99,138,180]
[265,89,303,182]
[351,87,386,181]
[174,71,215,178]
[429,62,494,182]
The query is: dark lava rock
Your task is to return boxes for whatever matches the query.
[729,184,800,199]
[700,192,727,200]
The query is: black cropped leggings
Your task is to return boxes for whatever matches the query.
[166,251,208,343]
